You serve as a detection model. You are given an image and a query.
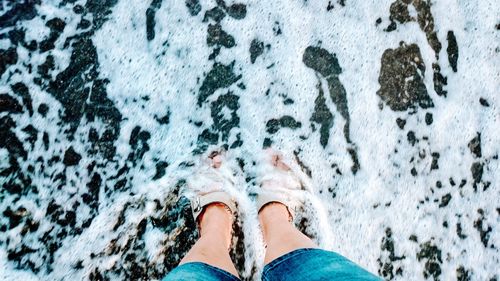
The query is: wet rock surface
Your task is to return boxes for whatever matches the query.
[303,46,360,174]
[0,1,498,280]
[377,42,433,111]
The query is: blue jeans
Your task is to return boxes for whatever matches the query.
[163,248,381,281]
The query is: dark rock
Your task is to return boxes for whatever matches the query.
[310,85,334,147]
[250,39,264,63]
[0,94,23,113]
[60,211,76,227]
[438,193,451,208]
[456,266,471,281]
[385,21,397,32]
[11,82,33,116]
[230,133,243,148]
[210,93,240,141]
[407,131,417,146]
[207,23,235,48]
[155,111,170,125]
[435,181,442,188]
[411,167,417,176]
[385,1,446,96]
[196,129,219,153]
[327,2,335,12]
[22,125,38,146]
[479,98,490,107]
[456,222,467,239]
[459,179,467,188]
[198,62,241,106]
[38,55,55,80]
[449,177,456,186]
[303,46,342,77]
[77,19,91,29]
[153,161,169,180]
[0,47,18,76]
[430,152,439,170]
[42,132,49,150]
[396,118,406,129]
[226,3,246,19]
[128,126,151,165]
[84,0,120,31]
[3,207,26,229]
[468,133,481,158]
[417,241,442,281]
[432,63,447,97]
[377,43,433,111]
[263,137,272,148]
[348,148,360,175]
[63,146,82,166]
[48,37,121,159]
[389,0,413,24]
[425,112,433,125]
[208,46,221,60]
[409,235,418,242]
[203,7,226,22]
[39,18,67,52]
[273,21,282,35]
[0,0,40,29]
[414,0,441,55]
[7,29,26,46]
[473,209,492,247]
[471,162,483,184]
[73,5,84,14]
[447,31,459,72]
[0,116,27,160]
[303,46,353,147]
[266,116,302,134]
[83,173,101,211]
[146,0,163,41]
[185,0,201,16]
[378,228,405,280]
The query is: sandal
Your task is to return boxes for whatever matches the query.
[255,149,306,221]
[186,150,237,226]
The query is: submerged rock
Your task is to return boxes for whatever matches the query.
[447,31,459,72]
[266,116,302,134]
[185,0,201,16]
[198,62,242,106]
[310,85,334,148]
[377,42,433,111]
[249,39,264,63]
[146,0,163,41]
[303,45,359,173]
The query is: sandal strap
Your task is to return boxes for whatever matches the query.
[191,191,236,222]
[256,192,296,220]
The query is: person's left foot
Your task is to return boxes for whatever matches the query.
[188,150,236,250]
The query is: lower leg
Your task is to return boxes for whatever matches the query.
[259,202,317,265]
[180,203,239,277]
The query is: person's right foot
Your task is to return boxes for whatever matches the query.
[256,148,305,221]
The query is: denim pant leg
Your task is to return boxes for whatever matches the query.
[262,248,382,281]
[163,262,240,281]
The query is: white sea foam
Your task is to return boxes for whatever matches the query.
[0,0,498,280]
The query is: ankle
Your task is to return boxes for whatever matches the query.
[259,202,293,239]
[199,203,233,247]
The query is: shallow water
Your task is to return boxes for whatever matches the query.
[0,0,498,280]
